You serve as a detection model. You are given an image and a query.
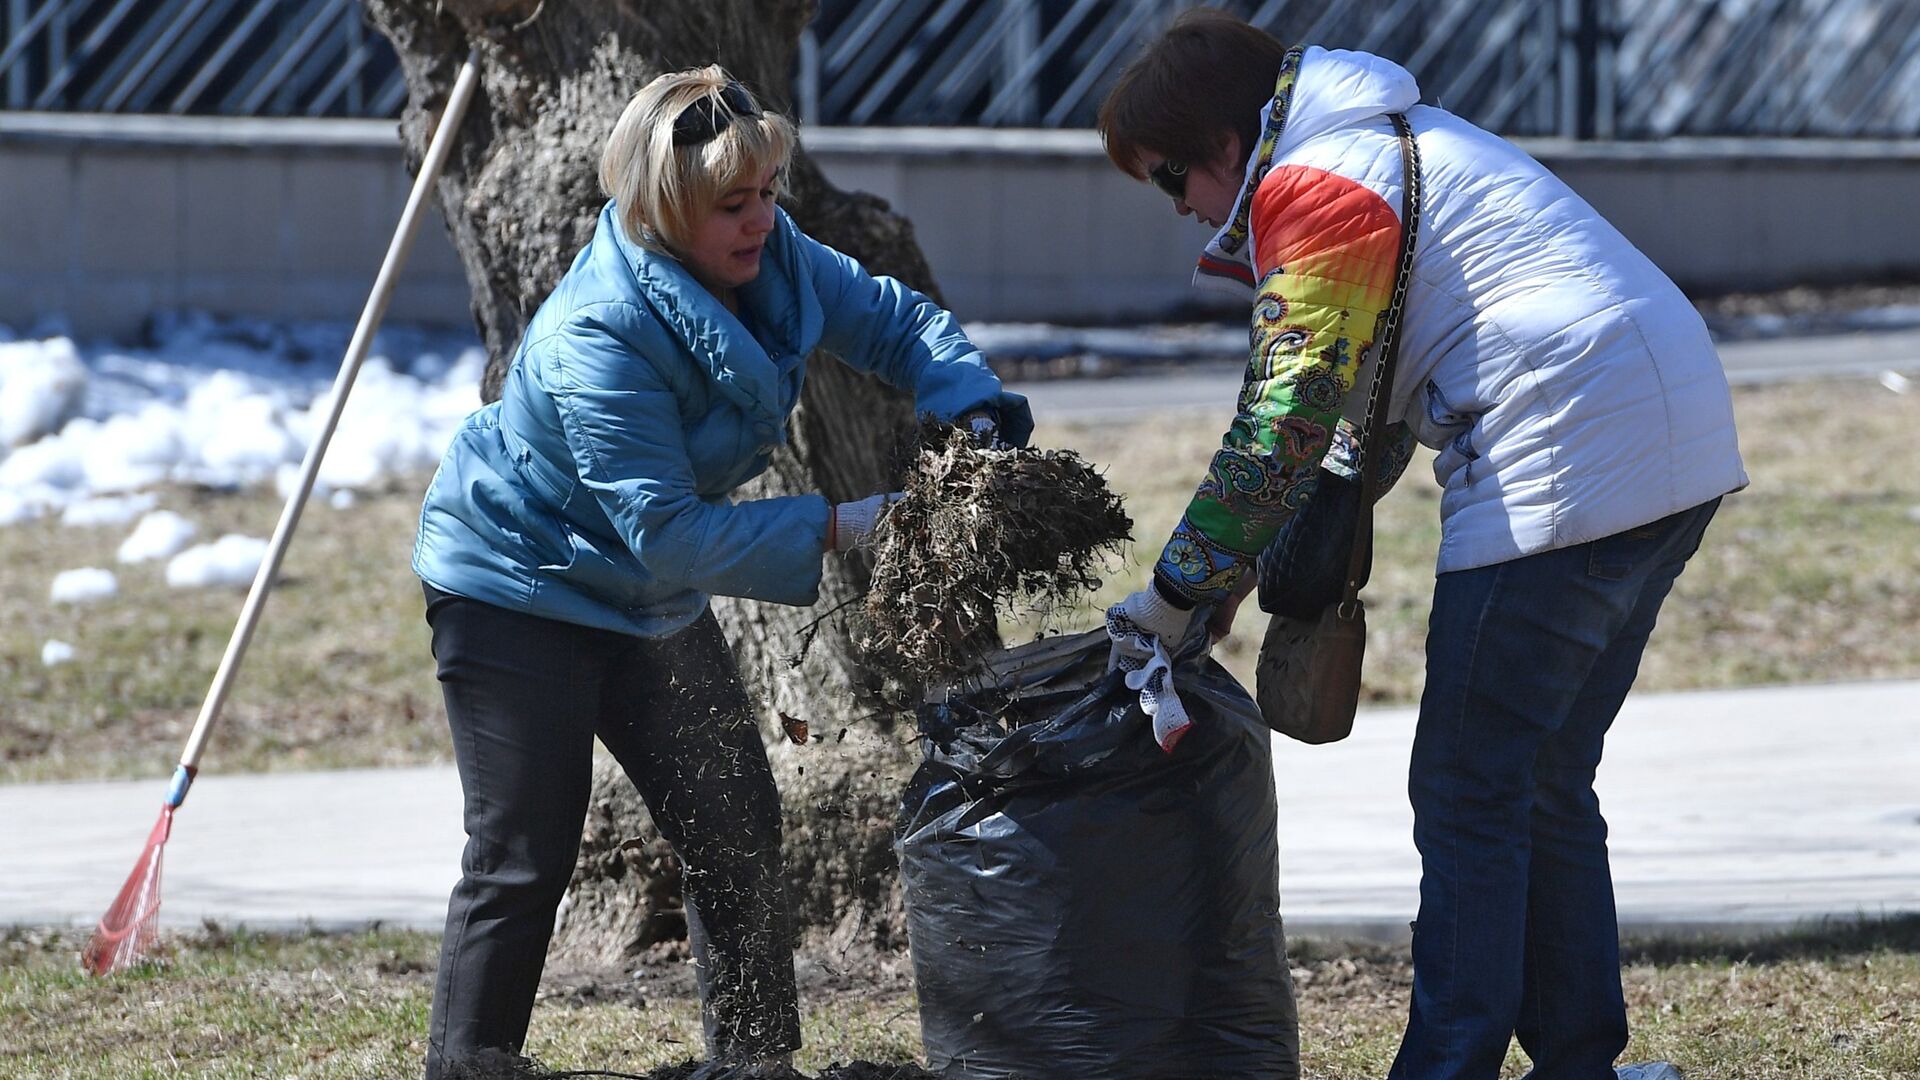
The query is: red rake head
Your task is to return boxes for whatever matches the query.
[82,804,173,976]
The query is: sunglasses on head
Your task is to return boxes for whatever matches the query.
[672,80,762,146]
[1148,158,1189,201]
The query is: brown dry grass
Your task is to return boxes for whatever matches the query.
[0,480,445,784]
[6,919,1916,1078]
[1017,379,1920,703]
[0,380,1913,784]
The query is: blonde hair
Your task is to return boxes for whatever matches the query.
[599,65,797,254]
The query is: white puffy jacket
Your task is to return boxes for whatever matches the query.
[1163,46,1746,597]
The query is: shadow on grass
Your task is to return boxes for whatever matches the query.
[1283,914,1920,971]
[1620,913,1920,966]
[445,1048,934,1079]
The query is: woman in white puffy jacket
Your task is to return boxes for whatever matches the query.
[1097,11,1744,1080]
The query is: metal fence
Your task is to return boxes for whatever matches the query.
[5,0,1920,136]
[798,0,1920,137]
[0,0,402,116]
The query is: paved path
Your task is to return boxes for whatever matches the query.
[1274,679,1920,937]
[3,680,1915,936]
[1011,327,1920,419]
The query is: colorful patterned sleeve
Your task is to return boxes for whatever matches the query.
[1153,164,1404,606]
[1323,418,1418,495]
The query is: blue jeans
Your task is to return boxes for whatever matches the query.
[1389,498,1720,1080]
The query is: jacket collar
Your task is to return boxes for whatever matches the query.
[1192,45,1307,299]
[1190,46,1422,299]
[601,202,803,445]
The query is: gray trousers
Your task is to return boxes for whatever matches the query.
[422,586,798,1078]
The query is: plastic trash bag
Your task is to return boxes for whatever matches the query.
[896,629,1298,1080]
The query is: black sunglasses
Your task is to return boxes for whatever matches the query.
[1148,158,1188,201]
[672,80,763,146]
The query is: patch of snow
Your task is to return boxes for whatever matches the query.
[50,567,119,603]
[118,510,199,563]
[165,533,269,589]
[0,486,54,526]
[0,337,89,449]
[0,314,485,527]
[82,404,185,493]
[41,639,76,666]
[179,370,302,485]
[60,492,158,528]
[310,351,486,491]
[0,424,91,490]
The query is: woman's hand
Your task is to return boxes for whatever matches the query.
[828,492,904,552]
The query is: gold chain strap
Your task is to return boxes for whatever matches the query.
[1341,112,1423,605]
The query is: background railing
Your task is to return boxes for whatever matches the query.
[5,0,1920,137]
[0,0,402,116]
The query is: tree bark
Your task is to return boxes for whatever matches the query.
[362,0,941,965]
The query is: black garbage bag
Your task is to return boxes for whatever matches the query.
[896,629,1298,1080]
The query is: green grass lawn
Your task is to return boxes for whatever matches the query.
[2,379,1917,784]
[5,920,1916,1079]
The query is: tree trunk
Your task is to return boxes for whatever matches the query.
[362,0,943,964]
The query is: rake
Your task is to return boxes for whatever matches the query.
[82,48,483,976]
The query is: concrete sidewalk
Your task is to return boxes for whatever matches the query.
[1273,678,1920,937]
[2,680,1916,936]
[1011,326,1920,419]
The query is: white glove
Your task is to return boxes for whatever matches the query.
[1108,583,1194,643]
[963,409,1006,449]
[1106,584,1198,752]
[829,492,903,552]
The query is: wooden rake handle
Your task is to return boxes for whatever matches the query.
[167,48,483,807]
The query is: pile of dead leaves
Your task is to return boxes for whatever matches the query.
[856,422,1130,695]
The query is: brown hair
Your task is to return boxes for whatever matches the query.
[1098,8,1290,180]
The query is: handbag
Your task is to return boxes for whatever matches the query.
[1255,467,1364,621]
[1256,112,1422,744]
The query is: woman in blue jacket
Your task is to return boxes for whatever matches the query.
[412,66,1029,1078]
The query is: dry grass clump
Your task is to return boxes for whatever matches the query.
[857,422,1131,693]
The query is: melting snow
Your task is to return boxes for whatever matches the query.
[0,312,484,526]
[50,567,119,603]
[117,510,200,564]
[165,534,271,589]
[60,492,159,528]
[0,337,88,449]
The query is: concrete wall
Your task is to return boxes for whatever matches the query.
[5,112,1919,341]
[0,114,472,341]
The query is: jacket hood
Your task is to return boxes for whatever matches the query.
[1276,47,1421,156]
[1193,46,1421,297]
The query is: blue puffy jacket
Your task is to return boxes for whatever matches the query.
[414,201,1030,637]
